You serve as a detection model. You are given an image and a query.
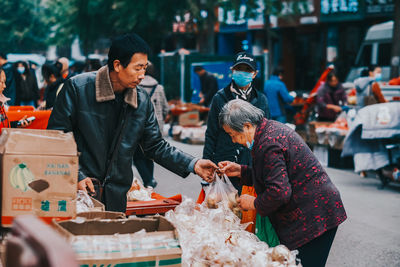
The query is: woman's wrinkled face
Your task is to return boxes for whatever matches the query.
[113,53,148,89]
[0,71,6,94]
[223,123,255,147]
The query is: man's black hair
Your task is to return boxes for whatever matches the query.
[272,67,284,77]
[194,66,204,72]
[367,65,378,73]
[41,62,61,81]
[0,53,6,60]
[107,33,150,71]
[326,70,338,82]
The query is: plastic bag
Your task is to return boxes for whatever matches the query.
[76,190,94,213]
[165,197,301,267]
[205,173,241,218]
[127,177,154,201]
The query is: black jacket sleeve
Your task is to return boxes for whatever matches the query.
[140,98,195,178]
[203,94,223,161]
[47,80,87,181]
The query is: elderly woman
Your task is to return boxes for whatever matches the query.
[218,99,347,267]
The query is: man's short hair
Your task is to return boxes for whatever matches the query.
[0,53,6,60]
[107,33,150,71]
[272,67,284,77]
[194,66,204,72]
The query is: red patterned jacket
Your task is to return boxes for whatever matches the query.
[241,119,347,249]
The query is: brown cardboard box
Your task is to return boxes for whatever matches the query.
[53,216,182,267]
[178,110,199,127]
[0,129,78,227]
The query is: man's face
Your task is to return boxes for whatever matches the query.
[232,64,257,79]
[114,53,148,89]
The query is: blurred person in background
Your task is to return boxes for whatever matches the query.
[203,52,269,192]
[0,53,16,105]
[133,62,170,188]
[57,57,71,80]
[14,61,39,107]
[264,67,294,123]
[0,67,33,128]
[194,66,219,107]
[39,62,64,110]
[316,71,347,122]
[354,65,387,108]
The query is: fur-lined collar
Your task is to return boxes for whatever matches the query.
[95,65,138,108]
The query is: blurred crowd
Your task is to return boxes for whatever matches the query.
[0,53,106,110]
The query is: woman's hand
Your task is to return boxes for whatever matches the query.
[237,194,256,211]
[326,104,342,113]
[17,115,33,128]
[218,161,241,177]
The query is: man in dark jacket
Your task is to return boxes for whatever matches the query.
[203,52,269,192]
[48,34,217,212]
[194,66,219,107]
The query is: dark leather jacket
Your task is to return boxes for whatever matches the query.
[48,66,194,212]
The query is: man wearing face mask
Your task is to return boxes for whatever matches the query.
[203,52,269,192]
[354,65,387,108]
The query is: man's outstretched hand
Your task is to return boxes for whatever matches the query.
[194,159,218,183]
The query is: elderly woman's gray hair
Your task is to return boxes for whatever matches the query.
[219,99,264,132]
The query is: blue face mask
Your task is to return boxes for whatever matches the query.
[375,73,382,82]
[232,71,253,87]
[17,67,25,74]
[246,140,254,149]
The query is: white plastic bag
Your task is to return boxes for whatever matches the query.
[205,173,241,218]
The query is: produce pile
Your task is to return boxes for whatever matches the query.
[127,178,154,201]
[165,198,301,267]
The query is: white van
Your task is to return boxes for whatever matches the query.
[346,21,392,83]
[344,21,400,101]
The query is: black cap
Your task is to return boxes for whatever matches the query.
[232,52,257,71]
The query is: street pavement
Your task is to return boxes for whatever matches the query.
[134,137,400,267]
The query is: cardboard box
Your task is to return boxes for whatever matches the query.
[178,110,199,127]
[53,216,182,267]
[0,129,78,227]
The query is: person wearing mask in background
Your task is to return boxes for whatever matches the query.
[354,65,387,108]
[14,61,39,107]
[0,67,33,129]
[133,62,170,188]
[194,66,219,107]
[203,52,269,192]
[0,53,16,106]
[39,62,64,110]
[57,57,71,80]
[264,68,294,123]
[316,71,347,122]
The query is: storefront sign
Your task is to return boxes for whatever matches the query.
[365,0,394,16]
[320,0,364,22]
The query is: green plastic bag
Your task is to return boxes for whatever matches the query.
[255,214,280,247]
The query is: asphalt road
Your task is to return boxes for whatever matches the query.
[134,138,400,267]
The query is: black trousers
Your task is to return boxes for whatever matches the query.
[133,147,155,186]
[297,227,338,267]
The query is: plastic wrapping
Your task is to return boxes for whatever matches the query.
[165,198,301,267]
[76,190,94,213]
[127,177,154,201]
[70,229,180,260]
[204,173,241,218]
